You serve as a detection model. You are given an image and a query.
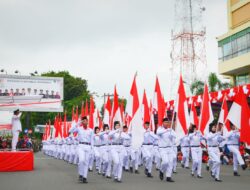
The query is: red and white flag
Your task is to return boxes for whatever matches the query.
[103,95,112,125]
[174,75,190,140]
[199,84,214,135]
[110,86,122,129]
[218,97,230,136]
[227,87,250,144]
[126,74,143,149]
[190,102,199,127]
[152,76,164,127]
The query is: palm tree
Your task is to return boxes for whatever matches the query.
[190,79,204,95]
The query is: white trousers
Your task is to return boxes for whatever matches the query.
[208,147,221,179]
[111,145,125,180]
[228,145,245,172]
[181,147,190,167]
[191,147,202,176]
[159,147,174,178]
[11,131,19,150]
[141,145,154,173]
[78,144,91,178]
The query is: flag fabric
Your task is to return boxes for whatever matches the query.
[175,75,190,141]
[110,86,122,130]
[142,90,150,124]
[85,99,89,117]
[81,102,85,117]
[227,87,250,144]
[190,102,199,127]
[103,95,112,125]
[89,97,95,129]
[218,97,230,136]
[199,84,214,135]
[152,76,164,127]
[120,101,125,124]
[126,75,143,149]
[75,106,79,122]
[63,112,68,138]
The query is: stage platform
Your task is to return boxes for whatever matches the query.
[0,151,34,172]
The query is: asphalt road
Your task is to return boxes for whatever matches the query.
[0,152,250,190]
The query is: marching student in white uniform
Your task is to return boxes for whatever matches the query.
[109,121,130,182]
[180,132,190,169]
[11,109,22,151]
[157,118,176,182]
[189,124,205,178]
[99,124,112,178]
[226,122,247,176]
[93,127,102,174]
[142,121,158,178]
[122,125,132,172]
[69,116,94,183]
[206,122,225,182]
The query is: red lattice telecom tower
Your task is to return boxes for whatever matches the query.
[170,0,207,98]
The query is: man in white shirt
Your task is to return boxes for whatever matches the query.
[11,109,22,151]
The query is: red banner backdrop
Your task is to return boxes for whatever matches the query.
[0,151,34,172]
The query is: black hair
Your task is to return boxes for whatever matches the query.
[103,124,109,130]
[94,127,100,134]
[14,109,19,115]
[162,117,170,122]
[123,125,128,129]
[144,121,150,125]
[209,122,215,132]
[81,116,88,121]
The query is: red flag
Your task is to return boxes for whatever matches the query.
[199,84,214,135]
[103,95,112,125]
[54,117,59,138]
[190,102,199,127]
[89,97,95,129]
[152,76,164,127]
[43,123,48,140]
[47,120,51,139]
[75,106,79,122]
[142,90,150,124]
[81,102,85,117]
[63,112,67,138]
[175,75,189,138]
[111,85,122,129]
[85,100,89,117]
[218,97,230,135]
[227,87,250,144]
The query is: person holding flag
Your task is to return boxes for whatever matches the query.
[225,122,247,176]
[205,122,225,182]
[157,117,176,182]
[69,116,94,183]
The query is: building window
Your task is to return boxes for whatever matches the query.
[236,74,250,86]
[218,27,250,61]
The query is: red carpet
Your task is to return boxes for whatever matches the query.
[0,151,34,172]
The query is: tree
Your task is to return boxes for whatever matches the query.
[190,73,232,95]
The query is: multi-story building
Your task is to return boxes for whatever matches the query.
[217,0,250,85]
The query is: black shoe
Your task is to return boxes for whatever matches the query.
[147,173,153,178]
[197,175,203,179]
[114,179,122,183]
[215,178,222,182]
[206,165,209,171]
[234,172,240,176]
[191,172,194,177]
[78,175,83,181]
[185,167,190,169]
[123,166,125,171]
[130,167,133,173]
[106,176,112,179]
[173,171,177,174]
[156,168,159,171]
[102,173,105,177]
[125,169,129,172]
[144,168,148,175]
[241,164,247,170]
[88,169,93,172]
[159,171,164,180]
[166,177,175,182]
[181,164,184,168]
[82,178,88,183]
[135,170,140,174]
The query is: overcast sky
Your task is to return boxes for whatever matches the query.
[0,0,227,108]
